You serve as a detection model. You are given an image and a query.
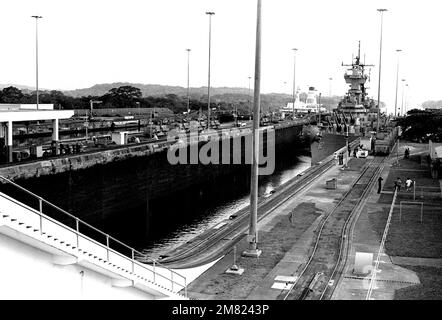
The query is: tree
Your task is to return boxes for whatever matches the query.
[1,86,24,103]
[104,86,142,108]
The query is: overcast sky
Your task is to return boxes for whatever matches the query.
[1,0,441,114]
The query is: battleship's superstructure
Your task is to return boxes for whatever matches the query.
[335,42,378,126]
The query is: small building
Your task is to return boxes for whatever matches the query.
[0,104,74,163]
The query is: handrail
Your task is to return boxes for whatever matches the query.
[0,175,187,296]
[365,187,398,300]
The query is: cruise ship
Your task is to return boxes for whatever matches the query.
[281,86,327,114]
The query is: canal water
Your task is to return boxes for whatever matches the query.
[140,151,311,258]
[7,147,311,258]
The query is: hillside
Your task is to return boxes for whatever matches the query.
[63,82,254,98]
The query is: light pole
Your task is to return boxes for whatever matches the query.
[31,15,43,110]
[401,79,406,116]
[328,77,332,113]
[292,48,298,120]
[394,49,402,117]
[318,93,322,125]
[405,84,409,114]
[186,49,191,114]
[243,0,262,258]
[206,11,215,129]
[249,76,252,120]
[376,8,387,132]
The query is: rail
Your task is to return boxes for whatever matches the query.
[365,187,398,300]
[0,175,187,298]
[282,155,381,300]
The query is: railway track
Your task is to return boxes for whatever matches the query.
[145,160,335,268]
[281,156,385,300]
[140,140,360,269]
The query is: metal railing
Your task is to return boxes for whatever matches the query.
[365,187,398,300]
[0,175,187,298]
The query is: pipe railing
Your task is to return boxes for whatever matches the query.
[0,175,187,297]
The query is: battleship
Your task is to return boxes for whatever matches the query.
[334,41,379,130]
[310,42,384,164]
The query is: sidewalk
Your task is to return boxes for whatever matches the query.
[185,157,369,300]
[332,143,442,300]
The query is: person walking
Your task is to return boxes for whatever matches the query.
[405,177,413,191]
[378,176,384,194]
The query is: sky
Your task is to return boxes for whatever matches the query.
[1,0,442,114]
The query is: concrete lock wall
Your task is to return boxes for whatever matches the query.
[0,233,154,299]
[0,124,304,224]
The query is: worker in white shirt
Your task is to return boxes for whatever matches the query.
[405,177,413,191]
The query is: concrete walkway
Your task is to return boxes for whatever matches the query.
[332,143,442,300]
[185,157,369,300]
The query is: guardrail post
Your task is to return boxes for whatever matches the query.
[76,219,80,249]
[106,235,110,261]
[39,198,43,213]
[184,278,187,297]
[153,260,156,283]
[39,214,43,235]
[131,249,135,273]
[413,182,416,200]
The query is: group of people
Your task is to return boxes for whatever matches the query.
[377,176,414,193]
[394,177,414,191]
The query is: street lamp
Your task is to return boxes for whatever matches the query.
[401,79,406,116]
[206,11,215,129]
[243,0,262,258]
[376,8,387,132]
[186,49,191,114]
[292,48,298,120]
[394,49,402,117]
[405,83,409,114]
[31,15,43,110]
[248,76,252,120]
[328,77,333,113]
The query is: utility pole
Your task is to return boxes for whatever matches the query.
[243,0,262,258]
